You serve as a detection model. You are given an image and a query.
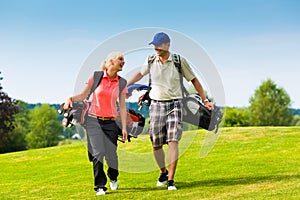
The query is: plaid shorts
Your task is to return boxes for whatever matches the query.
[148,99,182,147]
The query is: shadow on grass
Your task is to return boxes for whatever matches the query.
[176,174,300,188]
[111,186,167,195]
[112,174,300,194]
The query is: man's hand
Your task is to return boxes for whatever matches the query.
[205,101,214,110]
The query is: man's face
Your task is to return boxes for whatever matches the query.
[154,43,170,56]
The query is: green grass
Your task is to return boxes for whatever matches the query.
[0,127,299,199]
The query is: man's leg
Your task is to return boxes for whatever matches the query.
[149,101,169,186]
[153,146,166,173]
[167,141,178,181]
[153,145,169,186]
[165,100,182,190]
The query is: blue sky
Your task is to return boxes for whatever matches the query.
[0,0,299,108]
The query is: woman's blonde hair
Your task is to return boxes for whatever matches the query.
[101,51,124,70]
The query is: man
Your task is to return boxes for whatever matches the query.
[127,32,214,190]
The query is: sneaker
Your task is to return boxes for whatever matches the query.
[156,170,168,186]
[110,180,118,190]
[167,180,177,190]
[96,188,106,196]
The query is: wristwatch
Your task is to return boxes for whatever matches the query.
[203,99,209,103]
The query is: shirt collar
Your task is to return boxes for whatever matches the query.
[103,70,119,81]
[154,53,173,62]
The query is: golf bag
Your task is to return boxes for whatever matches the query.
[127,84,151,110]
[57,101,90,128]
[121,108,145,138]
[182,94,223,132]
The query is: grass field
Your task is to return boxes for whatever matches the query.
[0,127,299,199]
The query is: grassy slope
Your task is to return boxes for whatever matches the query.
[0,127,299,200]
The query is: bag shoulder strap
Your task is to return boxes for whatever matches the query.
[172,54,181,70]
[118,76,127,93]
[87,71,127,100]
[87,71,104,100]
[172,54,189,97]
[146,54,156,93]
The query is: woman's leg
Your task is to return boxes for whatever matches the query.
[86,117,107,190]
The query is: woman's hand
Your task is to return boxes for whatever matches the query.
[122,129,128,142]
[63,97,73,110]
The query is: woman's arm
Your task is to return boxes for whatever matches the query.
[119,93,128,142]
[64,84,92,109]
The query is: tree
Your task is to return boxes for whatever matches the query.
[2,101,29,152]
[292,115,300,126]
[0,72,20,153]
[249,79,293,126]
[26,104,63,149]
[223,107,250,127]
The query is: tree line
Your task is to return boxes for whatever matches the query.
[0,71,299,153]
[223,79,299,127]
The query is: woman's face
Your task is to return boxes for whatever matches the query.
[110,56,125,71]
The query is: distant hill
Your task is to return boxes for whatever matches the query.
[292,108,300,115]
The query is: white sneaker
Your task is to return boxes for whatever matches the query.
[110,180,118,190]
[156,170,168,186]
[96,188,105,196]
[156,180,167,186]
[167,180,177,190]
[168,185,177,190]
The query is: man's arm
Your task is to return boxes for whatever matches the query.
[127,71,144,85]
[191,77,214,110]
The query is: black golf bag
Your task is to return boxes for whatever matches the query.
[182,94,223,132]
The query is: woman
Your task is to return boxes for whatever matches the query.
[64,52,128,196]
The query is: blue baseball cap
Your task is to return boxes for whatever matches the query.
[148,32,171,45]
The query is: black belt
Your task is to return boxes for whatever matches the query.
[88,115,116,121]
[152,99,180,103]
[97,117,115,121]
